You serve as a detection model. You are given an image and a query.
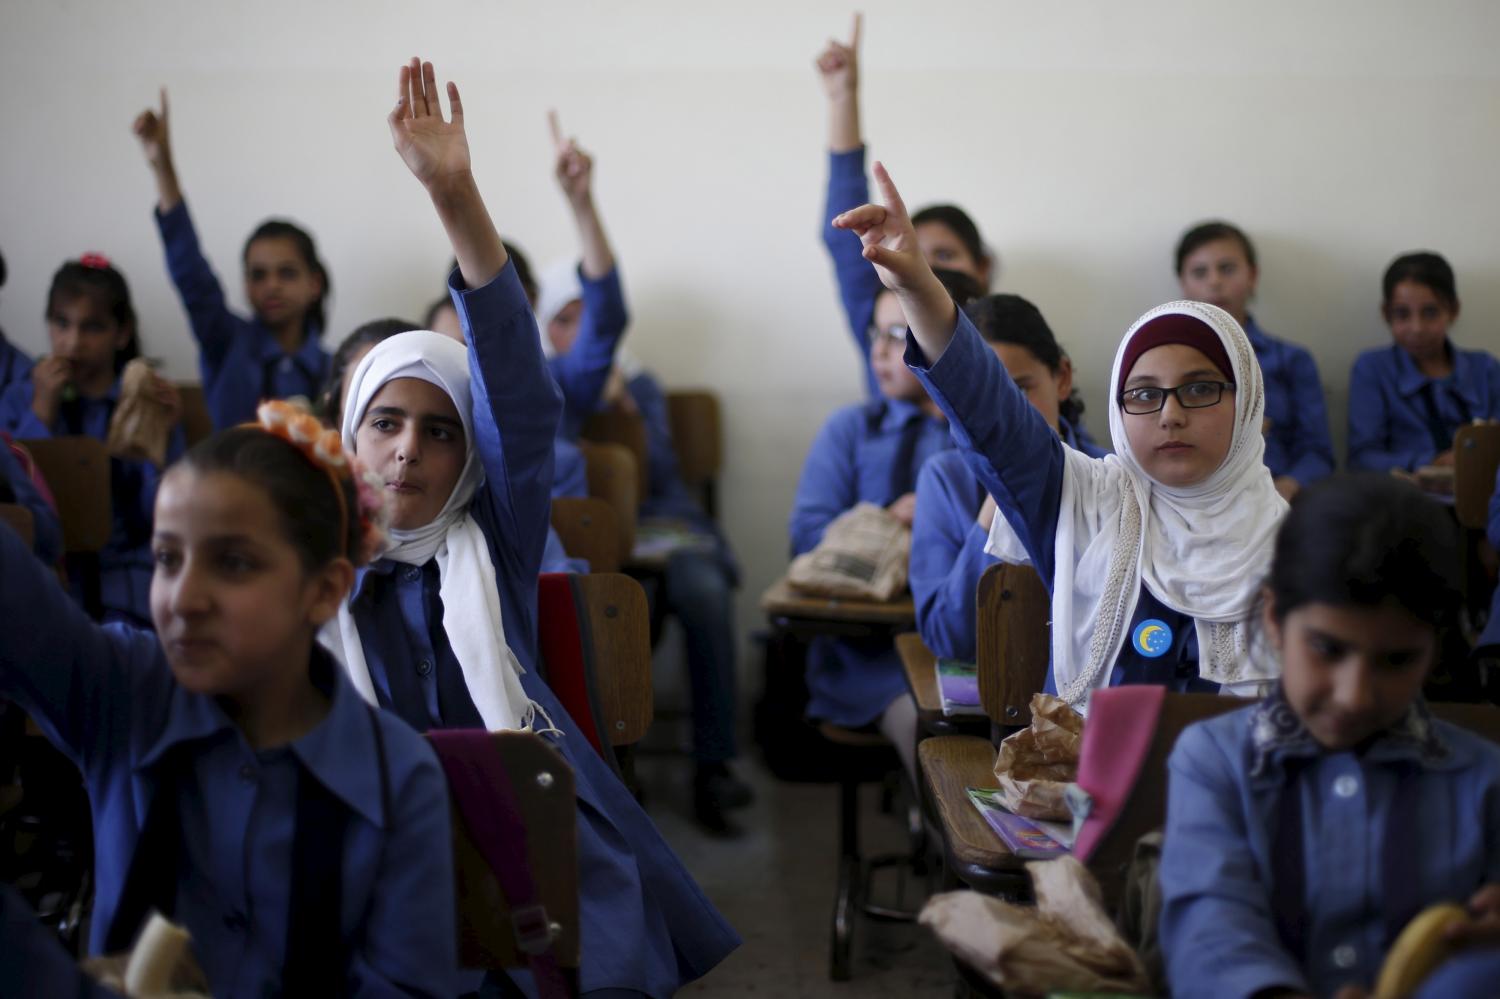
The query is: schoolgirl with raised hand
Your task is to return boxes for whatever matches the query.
[0,403,457,997]
[836,164,1287,709]
[134,92,331,430]
[325,57,736,997]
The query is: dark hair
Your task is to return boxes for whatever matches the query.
[243,219,331,334]
[963,293,1088,427]
[0,247,6,289]
[442,242,535,306]
[1175,221,1257,274]
[1382,251,1458,311]
[179,426,359,570]
[1268,473,1462,628]
[46,259,141,373]
[930,267,984,308]
[911,204,987,272]
[318,318,420,422]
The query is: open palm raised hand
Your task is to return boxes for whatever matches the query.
[388,57,471,188]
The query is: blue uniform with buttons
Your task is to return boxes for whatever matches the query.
[906,311,1221,693]
[154,201,330,430]
[0,521,459,998]
[348,263,738,996]
[0,378,185,626]
[790,397,952,726]
[1347,340,1500,472]
[1160,696,1500,998]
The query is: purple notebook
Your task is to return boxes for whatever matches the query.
[935,659,983,716]
[965,787,1068,858]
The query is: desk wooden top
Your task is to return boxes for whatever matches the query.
[918,735,1026,878]
[760,576,915,627]
[895,632,941,715]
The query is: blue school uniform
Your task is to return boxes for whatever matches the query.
[0,379,185,626]
[553,436,589,499]
[548,265,630,440]
[1,882,117,999]
[154,202,330,430]
[823,147,884,398]
[1246,316,1335,485]
[1479,466,1500,653]
[0,522,458,999]
[0,433,62,565]
[789,397,951,726]
[906,314,1218,694]
[910,422,1105,663]
[346,263,738,996]
[1159,692,1500,999]
[1347,341,1500,472]
[0,332,33,397]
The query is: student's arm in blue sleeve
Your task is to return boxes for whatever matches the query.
[1347,353,1431,472]
[906,312,1064,580]
[549,265,629,436]
[910,454,991,661]
[0,382,51,439]
[345,737,458,998]
[0,438,62,564]
[823,147,881,396]
[789,409,860,556]
[1159,723,1309,999]
[454,263,563,578]
[629,372,681,500]
[154,201,240,372]
[0,520,157,771]
[1281,346,1335,485]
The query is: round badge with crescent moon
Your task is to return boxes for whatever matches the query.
[1132,618,1173,658]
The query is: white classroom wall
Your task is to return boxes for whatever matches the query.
[2,0,1499,651]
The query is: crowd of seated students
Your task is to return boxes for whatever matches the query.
[0,16,1496,998]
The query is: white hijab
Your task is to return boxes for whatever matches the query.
[986,301,1287,710]
[320,330,544,732]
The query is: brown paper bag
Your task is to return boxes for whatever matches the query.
[992,693,1083,821]
[81,911,211,997]
[919,855,1150,995]
[106,359,176,468]
[786,502,911,601]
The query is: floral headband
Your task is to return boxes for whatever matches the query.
[251,400,388,566]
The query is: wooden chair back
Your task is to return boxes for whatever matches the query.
[437,731,581,973]
[176,383,215,449]
[975,562,1051,726]
[578,441,638,564]
[575,572,654,746]
[549,497,621,574]
[666,390,723,517]
[1454,422,1500,529]
[20,437,111,552]
[0,504,35,549]
[581,409,648,504]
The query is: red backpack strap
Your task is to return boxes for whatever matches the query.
[1072,685,1166,863]
[534,573,615,766]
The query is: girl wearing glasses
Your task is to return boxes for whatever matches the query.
[788,267,978,775]
[834,164,1288,709]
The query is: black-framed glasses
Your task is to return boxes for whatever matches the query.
[1118,380,1235,415]
[866,322,908,345]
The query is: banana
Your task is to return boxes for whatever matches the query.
[1374,902,1471,999]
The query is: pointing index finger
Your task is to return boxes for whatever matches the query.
[871,160,907,220]
[548,109,565,151]
[851,11,862,49]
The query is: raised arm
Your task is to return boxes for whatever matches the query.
[550,111,614,280]
[546,113,630,432]
[134,89,242,372]
[390,59,559,572]
[817,14,882,394]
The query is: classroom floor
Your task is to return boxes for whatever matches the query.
[634,702,957,997]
